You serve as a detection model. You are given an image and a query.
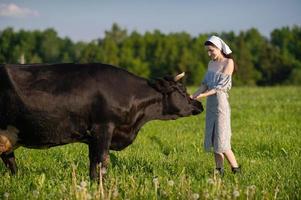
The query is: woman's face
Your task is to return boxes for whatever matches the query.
[206,45,221,60]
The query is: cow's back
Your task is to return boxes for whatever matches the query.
[3,63,148,111]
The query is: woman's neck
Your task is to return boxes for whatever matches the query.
[213,55,226,62]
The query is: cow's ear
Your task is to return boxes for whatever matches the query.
[148,78,173,94]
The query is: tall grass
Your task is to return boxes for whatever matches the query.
[0,86,300,199]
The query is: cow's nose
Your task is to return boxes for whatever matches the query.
[191,100,204,115]
[192,109,201,115]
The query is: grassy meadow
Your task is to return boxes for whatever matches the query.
[0,86,300,199]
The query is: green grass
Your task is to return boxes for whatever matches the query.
[1,86,300,199]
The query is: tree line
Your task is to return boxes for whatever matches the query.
[1,24,300,86]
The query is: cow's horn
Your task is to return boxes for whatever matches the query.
[174,72,185,81]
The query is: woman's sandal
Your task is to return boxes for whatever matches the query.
[232,166,241,174]
[215,167,225,176]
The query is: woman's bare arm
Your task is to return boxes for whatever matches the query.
[193,89,216,99]
[190,84,208,99]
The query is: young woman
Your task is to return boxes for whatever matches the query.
[190,35,240,175]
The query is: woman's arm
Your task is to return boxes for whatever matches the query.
[190,84,208,99]
[193,89,216,99]
[223,59,234,75]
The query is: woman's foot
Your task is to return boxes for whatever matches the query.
[232,166,241,174]
[215,167,224,176]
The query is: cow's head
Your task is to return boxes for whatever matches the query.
[149,72,204,118]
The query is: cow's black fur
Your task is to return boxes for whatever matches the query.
[0,63,203,180]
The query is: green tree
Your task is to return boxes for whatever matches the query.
[0,27,15,63]
[38,28,61,62]
[60,37,76,63]
[78,42,102,63]
[234,33,260,85]
[270,26,301,84]
[105,23,127,45]
[101,38,119,65]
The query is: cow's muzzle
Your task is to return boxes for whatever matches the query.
[191,100,204,115]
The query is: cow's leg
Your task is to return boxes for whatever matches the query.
[1,151,17,174]
[88,123,114,181]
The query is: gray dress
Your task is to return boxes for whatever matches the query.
[202,68,232,153]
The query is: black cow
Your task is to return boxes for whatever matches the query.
[0,63,203,180]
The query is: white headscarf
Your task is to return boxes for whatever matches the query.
[206,35,232,55]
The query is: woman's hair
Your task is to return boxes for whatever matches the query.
[204,41,238,73]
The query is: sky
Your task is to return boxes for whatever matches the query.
[0,0,300,42]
